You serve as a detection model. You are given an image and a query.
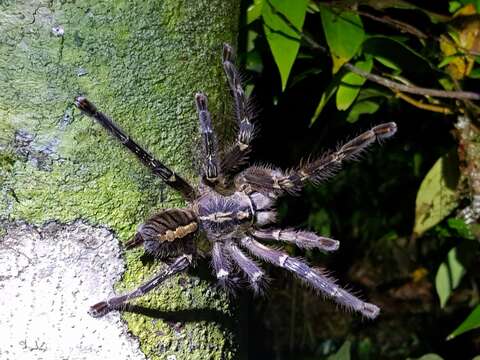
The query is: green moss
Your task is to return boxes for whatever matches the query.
[0,0,240,358]
[0,150,16,170]
[119,252,236,359]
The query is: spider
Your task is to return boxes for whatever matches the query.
[74,44,397,319]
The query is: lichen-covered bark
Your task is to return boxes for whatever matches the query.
[0,221,148,359]
[456,116,480,228]
[0,1,240,359]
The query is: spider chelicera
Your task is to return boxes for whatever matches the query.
[74,44,396,319]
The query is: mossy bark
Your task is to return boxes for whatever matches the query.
[0,1,241,359]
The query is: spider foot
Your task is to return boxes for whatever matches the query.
[359,302,380,319]
[88,300,113,318]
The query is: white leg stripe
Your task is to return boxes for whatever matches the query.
[252,271,263,282]
[330,287,341,297]
[272,229,281,240]
[217,269,229,279]
[279,255,288,267]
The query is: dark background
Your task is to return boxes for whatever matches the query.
[236,1,480,359]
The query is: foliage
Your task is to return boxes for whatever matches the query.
[414,150,460,236]
[319,5,364,73]
[327,340,351,360]
[435,247,465,308]
[242,0,480,358]
[262,0,308,89]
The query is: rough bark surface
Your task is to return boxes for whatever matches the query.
[0,221,147,359]
[456,116,480,226]
[0,1,240,359]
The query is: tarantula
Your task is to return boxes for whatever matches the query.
[74,44,396,319]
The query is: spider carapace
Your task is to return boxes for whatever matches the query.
[74,44,396,319]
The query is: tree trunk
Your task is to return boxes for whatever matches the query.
[0,1,241,359]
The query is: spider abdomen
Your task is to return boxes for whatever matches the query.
[136,209,198,258]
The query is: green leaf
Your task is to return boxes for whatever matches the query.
[374,55,401,71]
[356,337,373,360]
[319,5,364,73]
[346,100,380,123]
[246,49,263,73]
[438,54,463,68]
[457,0,480,12]
[310,69,345,124]
[327,340,351,360]
[336,58,373,111]
[468,67,480,79]
[447,218,475,239]
[308,2,320,13]
[247,0,264,24]
[448,305,480,340]
[435,263,450,308]
[448,249,465,289]
[413,150,460,236]
[435,247,465,308]
[262,0,308,90]
[290,67,322,87]
[247,30,258,52]
[356,87,391,101]
[438,77,455,90]
[449,1,463,13]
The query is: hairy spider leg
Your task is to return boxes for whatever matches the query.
[212,241,232,286]
[74,96,197,201]
[282,122,398,192]
[88,255,192,318]
[252,228,340,252]
[240,236,380,319]
[237,122,397,196]
[225,240,265,293]
[221,43,255,177]
[195,93,221,184]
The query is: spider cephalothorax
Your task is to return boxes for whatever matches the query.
[74,44,396,319]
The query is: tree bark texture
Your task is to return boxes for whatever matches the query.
[0,1,241,359]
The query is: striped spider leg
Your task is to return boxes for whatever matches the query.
[74,98,201,316]
[74,97,197,201]
[240,236,379,318]
[235,122,398,196]
[218,44,256,188]
[195,93,221,185]
[89,255,192,317]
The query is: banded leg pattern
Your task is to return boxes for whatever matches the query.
[195,93,221,184]
[225,240,265,292]
[240,236,380,319]
[221,44,255,176]
[288,122,398,187]
[89,255,192,317]
[237,123,397,196]
[212,242,232,286]
[252,228,340,252]
[74,96,197,201]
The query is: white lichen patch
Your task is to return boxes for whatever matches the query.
[0,221,147,360]
[51,25,64,36]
